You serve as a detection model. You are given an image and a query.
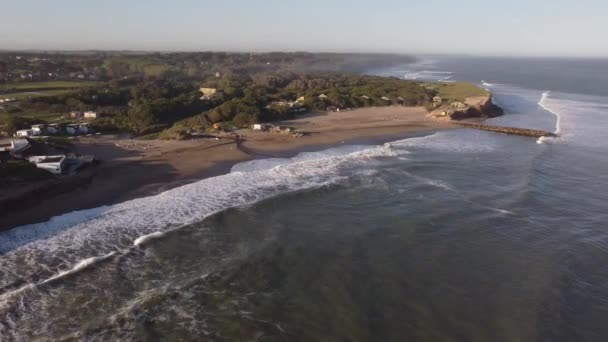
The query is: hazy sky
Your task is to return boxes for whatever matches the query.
[1,0,606,56]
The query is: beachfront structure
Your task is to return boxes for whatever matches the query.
[66,124,79,135]
[47,124,62,135]
[252,124,269,131]
[84,111,99,119]
[381,96,391,102]
[15,129,33,137]
[70,111,83,119]
[6,139,31,158]
[79,123,92,134]
[433,96,443,103]
[29,155,66,175]
[31,124,46,136]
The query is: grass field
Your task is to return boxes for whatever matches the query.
[0,80,102,101]
[0,81,100,90]
[423,82,489,102]
[2,89,77,100]
[0,110,66,125]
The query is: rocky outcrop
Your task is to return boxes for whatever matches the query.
[449,95,503,120]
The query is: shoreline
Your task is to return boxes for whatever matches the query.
[0,106,453,231]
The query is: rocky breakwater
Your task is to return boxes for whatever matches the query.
[429,95,556,139]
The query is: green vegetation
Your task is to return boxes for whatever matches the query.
[423,82,490,102]
[0,81,100,90]
[0,52,489,139]
[161,72,436,139]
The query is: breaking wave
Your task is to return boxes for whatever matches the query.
[0,142,400,300]
[538,91,561,135]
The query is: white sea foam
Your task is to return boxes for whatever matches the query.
[403,70,454,81]
[538,91,562,135]
[390,130,497,153]
[0,142,400,294]
[41,252,118,285]
[535,91,608,148]
[134,232,166,247]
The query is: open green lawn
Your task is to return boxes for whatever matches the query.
[0,110,65,124]
[423,82,489,102]
[0,81,100,90]
[2,89,77,100]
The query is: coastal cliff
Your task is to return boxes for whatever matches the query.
[449,95,504,120]
[429,94,504,121]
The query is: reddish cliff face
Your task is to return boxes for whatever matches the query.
[449,95,503,120]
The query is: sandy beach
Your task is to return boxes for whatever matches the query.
[0,106,453,231]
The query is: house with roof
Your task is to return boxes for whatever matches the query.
[318,94,328,100]
[84,111,100,119]
[47,124,62,135]
[66,124,79,135]
[31,124,46,136]
[15,129,33,138]
[7,139,31,158]
[78,123,92,134]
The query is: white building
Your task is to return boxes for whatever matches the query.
[84,111,99,119]
[31,124,46,136]
[15,129,33,137]
[29,155,66,175]
[252,124,268,131]
[8,139,31,158]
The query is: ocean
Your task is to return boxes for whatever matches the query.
[1,56,608,341]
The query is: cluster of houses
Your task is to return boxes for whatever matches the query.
[69,111,103,119]
[16,123,93,138]
[13,111,104,138]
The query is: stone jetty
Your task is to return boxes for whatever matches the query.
[454,122,557,138]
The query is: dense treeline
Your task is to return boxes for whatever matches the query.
[1,52,429,137]
[4,71,436,136]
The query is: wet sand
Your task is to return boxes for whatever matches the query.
[0,106,453,231]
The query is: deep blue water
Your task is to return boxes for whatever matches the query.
[0,56,607,341]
